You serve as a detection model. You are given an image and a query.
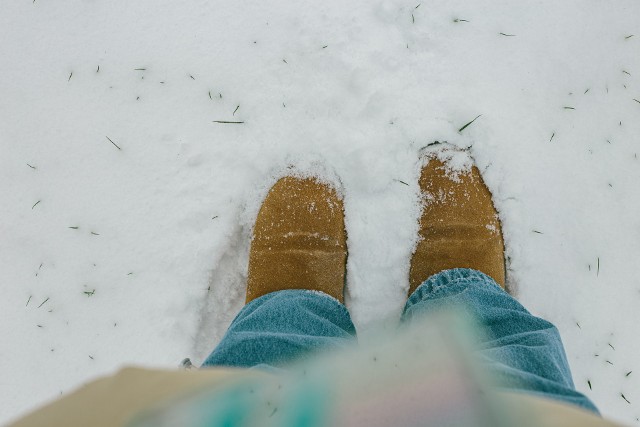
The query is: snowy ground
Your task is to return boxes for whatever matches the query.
[1,0,639,424]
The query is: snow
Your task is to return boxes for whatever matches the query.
[1,0,639,424]
[420,142,474,182]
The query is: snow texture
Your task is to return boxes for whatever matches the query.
[1,0,639,424]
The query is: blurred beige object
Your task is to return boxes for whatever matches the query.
[6,367,621,427]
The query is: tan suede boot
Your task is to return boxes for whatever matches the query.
[246,176,347,303]
[409,147,506,295]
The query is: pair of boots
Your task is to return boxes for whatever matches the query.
[246,146,505,304]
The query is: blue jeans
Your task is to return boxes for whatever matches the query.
[202,268,598,414]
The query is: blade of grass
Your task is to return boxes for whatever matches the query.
[106,136,122,150]
[458,114,482,133]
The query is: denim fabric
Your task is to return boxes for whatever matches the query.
[203,268,598,414]
[402,268,598,414]
[202,290,356,368]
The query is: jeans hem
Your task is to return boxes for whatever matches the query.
[406,268,504,309]
[242,288,351,326]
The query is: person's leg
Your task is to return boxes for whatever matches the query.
[203,175,352,368]
[202,289,356,368]
[407,144,597,413]
[402,268,598,413]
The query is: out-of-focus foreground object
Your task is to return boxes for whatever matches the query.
[6,310,622,427]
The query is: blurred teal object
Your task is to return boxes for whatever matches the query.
[130,304,512,427]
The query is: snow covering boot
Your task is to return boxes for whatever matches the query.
[409,146,506,295]
[246,176,347,303]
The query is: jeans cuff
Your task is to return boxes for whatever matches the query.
[406,268,503,309]
[246,288,350,319]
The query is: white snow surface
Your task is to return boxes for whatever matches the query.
[1,0,639,424]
